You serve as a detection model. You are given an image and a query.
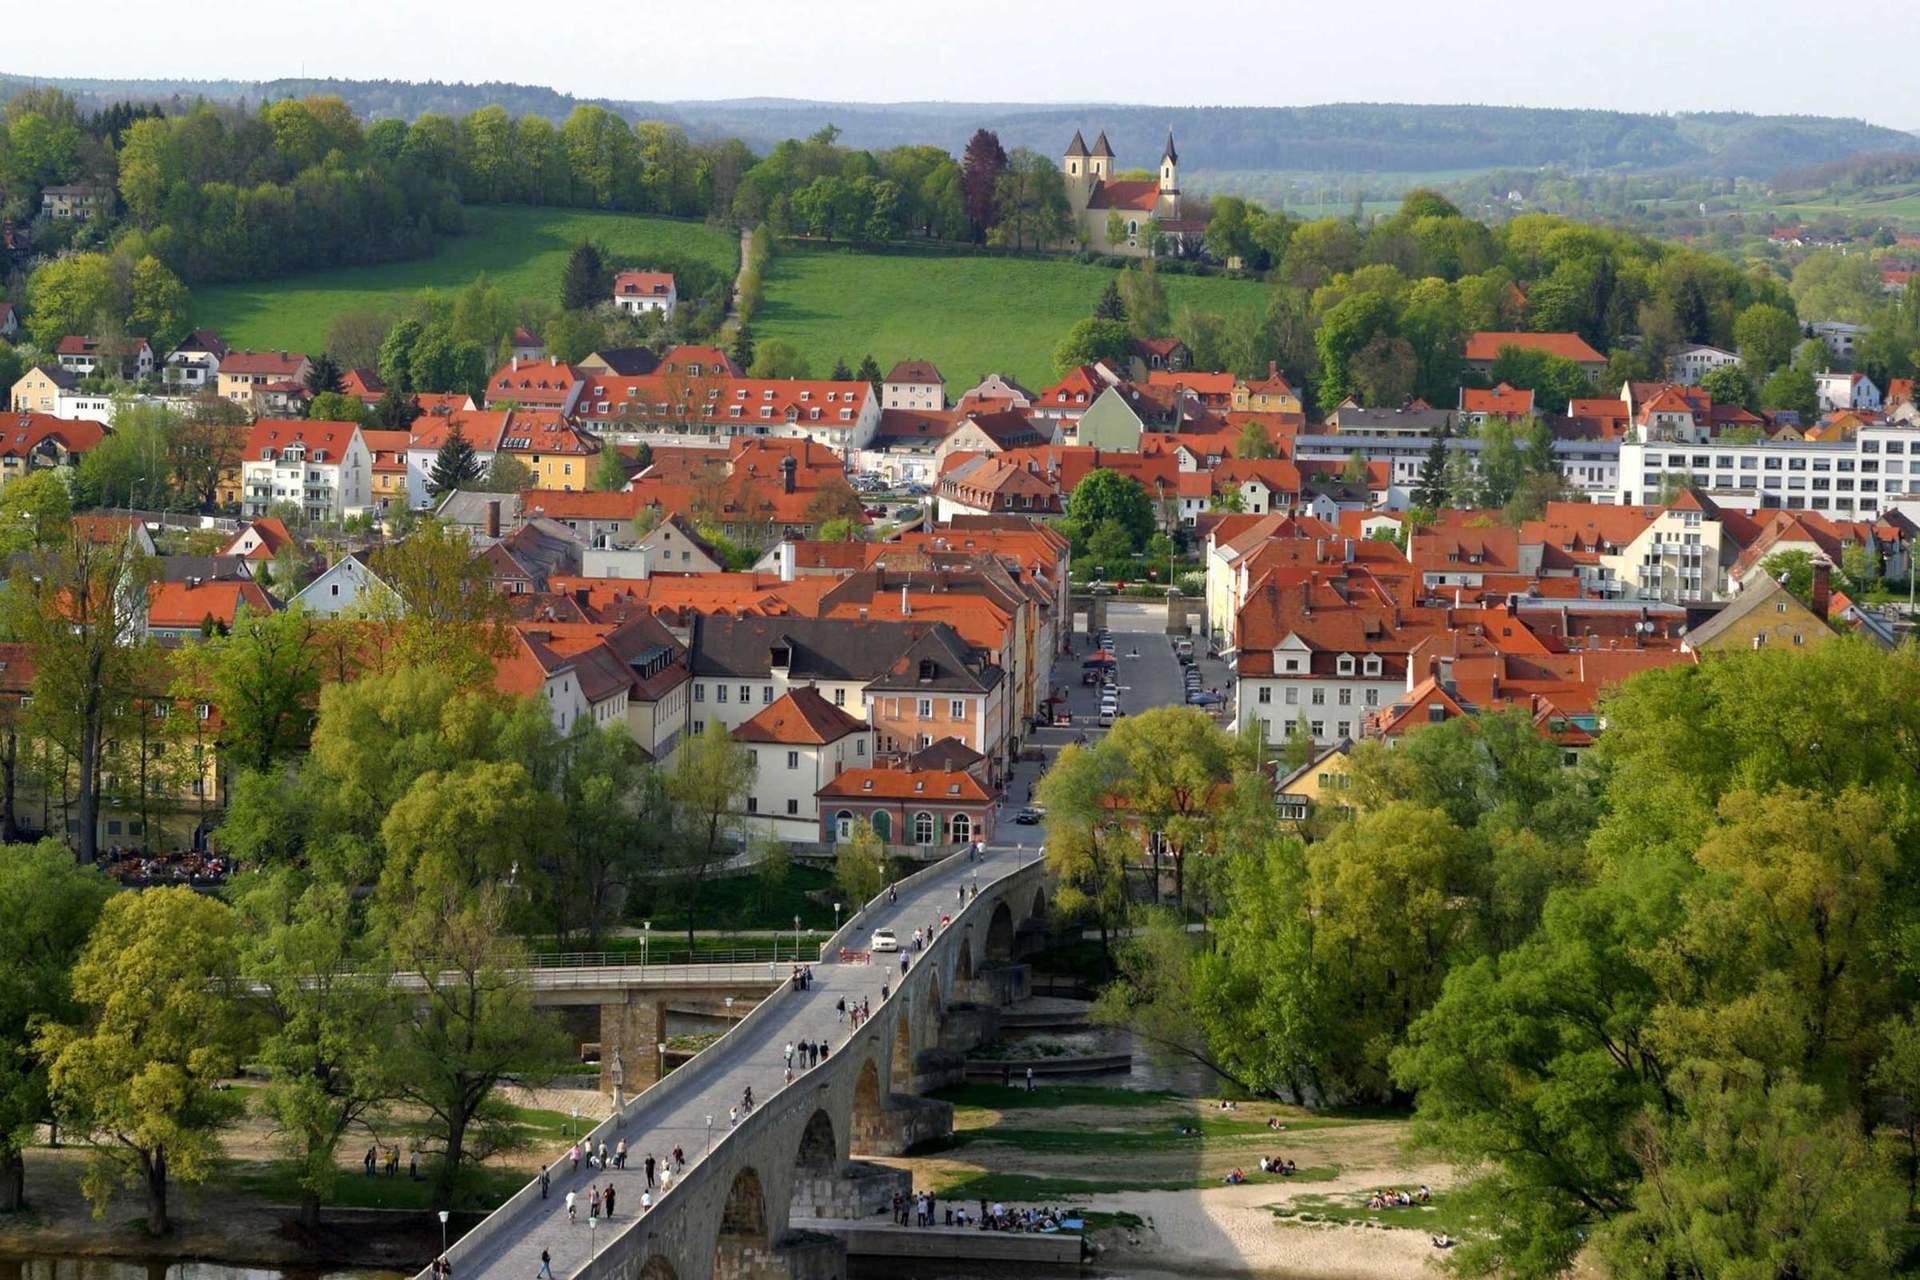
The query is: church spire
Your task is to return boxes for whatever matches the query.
[1161,128,1178,165]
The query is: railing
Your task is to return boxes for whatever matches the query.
[527,945,823,970]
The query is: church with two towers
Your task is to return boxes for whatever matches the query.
[1061,128,1196,257]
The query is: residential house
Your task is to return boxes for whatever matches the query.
[486,358,583,415]
[219,351,312,413]
[146,577,276,643]
[218,518,299,576]
[510,326,546,362]
[1127,337,1190,377]
[1681,565,1836,653]
[340,368,385,405]
[1274,739,1358,824]
[239,419,371,522]
[816,763,994,852]
[1232,363,1301,414]
[41,185,111,219]
[1812,321,1866,364]
[575,346,663,377]
[733,688,874,843]
[406,409,511,507]
[882,360,945,411]
[497,411,601,490]
[58,336,154,381]
[0,413,106,482]
[1463,331,1607,379]
[1669,344,1742,386]
[362,428,411,510]
[287,551,398,619]
[163,330,229,392]
[9,365,77,413]
[0,302,17,340]
[1815,370,1882,413]
[1458,382,1535,424]
[612,271,677,319]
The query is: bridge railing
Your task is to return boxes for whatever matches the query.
[525,944,823,970]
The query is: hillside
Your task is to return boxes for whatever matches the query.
[3,71,1912,181]
[190,206,737,354]
[752,248,1269,390]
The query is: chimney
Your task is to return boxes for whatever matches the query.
[1268,361,1279,379]
[780,454,796,494]
[1811,555,1832,618]
[901,584,911,617]
[511,355,519,372]
[484,499,500,539]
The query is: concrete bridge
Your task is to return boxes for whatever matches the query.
[432,844,1053,1280]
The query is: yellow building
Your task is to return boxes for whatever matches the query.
[500,412,602,491]
[10,366,77,413]
[1231,363,1302,414]
[1681,572,1835,654]
[1275,739,1359,827]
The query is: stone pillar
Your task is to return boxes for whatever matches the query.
[1165,592,1190,635]
[598,995,664,1094]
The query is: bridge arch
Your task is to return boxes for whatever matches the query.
[850,1057,887,1152]
[712,1166,770,1274]
[636,1259,678,1280]
[985,901,1015,962]
[796,1107,838,1173]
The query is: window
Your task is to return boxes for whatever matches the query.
[1309,720,1324,737]
[1311,689,1324,706]
[1284,687,1298,705]
[856,739,866,757]
[950,699,966,719]
[913,811,935,845]
[694,683,706,703]
[951,813,971,842]
[763,686,774,704]
[917,698,933,719]
[786,798,799,815]
[715,685,728,703]
[1337,688,1351,706]
[871,810,892,841]
[692,719,704,734]
[833,687,846,706]
[739,685,751,704]
[835,811,853,842]
[1257,687,1272,704]
[747,797,759,813]
[786,750,799,770]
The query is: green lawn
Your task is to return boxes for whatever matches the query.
[931,1166,1336,1200]
[627,864,841,932]
[755,247,1271,389]
[192,206,740,354]
[225,1159,531,1213]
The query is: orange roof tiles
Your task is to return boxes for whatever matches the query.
[733,687,867,745]
[1464,331,1605,365]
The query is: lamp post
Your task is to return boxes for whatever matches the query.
[589,1212,596,1263]
[642,919,650,970]
[705,1113,714,1156]
[833,902,841,934]
[657,1041,666,1081]
[437,1209,449,1258]
[723,995,735,1023]
[793,914,801,961]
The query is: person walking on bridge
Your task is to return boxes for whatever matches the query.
[603,1184,616,1219]
[565,1188,577,1223]
[536,1249,553,1280]
[643,1152,655,1190]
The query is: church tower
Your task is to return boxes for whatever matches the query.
[1159,129,1180,195]
[1089,131,1114,182]
[1063,130,1089,184]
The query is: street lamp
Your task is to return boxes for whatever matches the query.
[657,1042,667,1080]
[589,1212,596,1263]
[705,1113,714,1155]
[723,996,735,1026]
[793,914,801,960]
[437,1209,449,1258]
[642,919,650,970]
[833,902,842,933]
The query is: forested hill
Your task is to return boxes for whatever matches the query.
[2,70,1914,180]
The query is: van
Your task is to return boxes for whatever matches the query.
[1097,709,1114,727]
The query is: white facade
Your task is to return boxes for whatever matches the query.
[689,677,871,739]
[882,379,944,412]
[1668,345,1742,386]
[242,432,372,522]
[741,728,875,843]
[1236,641,1397,749]
[1616,427,1920,519]
[287,555,398,619]
[1815,371,1883,413]
[1290,433,1619,506]
[612,273,677,319]
[1813,322,1866,364]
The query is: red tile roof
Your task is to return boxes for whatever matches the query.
[614,270,675,298]
[243,419,361,462]
[817,766,991,803]
[1464,331,1605,365]
[1460,383,1535,416]
[732,687,867,745]
[0,412,107,458]
[222,350,308,377]
[1085,179,1162,212]
[147,578,274,629]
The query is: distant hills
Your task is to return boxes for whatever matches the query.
[3,71,1914,181]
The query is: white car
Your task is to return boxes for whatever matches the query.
[869,928,899,953]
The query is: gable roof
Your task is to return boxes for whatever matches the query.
[732,686,867,745]
[147,577,275,629]
[1464,331,1605,365]
[614,270,675,298]
[887,360,944,385]
[817,766,992,804]
[222,350,308,376]
[243,419,361,462]
[0,412,107,458]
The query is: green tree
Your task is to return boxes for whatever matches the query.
[1036,741,1132,974]
[1118,261,1170,336]
[367,523,511,681]
[475,454,534,494]
[1065,468,1154,551]
[748,339,811,379]
[1487,345,1595,408]
[40,888,248,1235]
[544,726,669,948]
[427,423,483,495]
[1093,279,1127,322]
[0,841,110,1211]
[559,241,609,311]
[126,256,190,352]
[1313,291,1395,405]
[592,443,630,492]
[1790,251,1882,326]
[197,605,323,774]
[0,470,73,556]
[1053,317,1132,376]
[836,818,888,909]
[664,722,756,948]
[1760,365,1819,421]
[24,253,113,347]
[307,391,371,424]
[1733,302,1799,373]
[1234,420,1277,459]
[234,872,396,1230]
[1697,363,1753,411]
[855,354,883,393]
[303,352,346,395]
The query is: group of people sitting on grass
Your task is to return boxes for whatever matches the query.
[1257,1157,1298,1175]
[1367,1185,1431,1210]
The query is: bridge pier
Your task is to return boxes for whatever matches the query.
[789,1158,909,1221]
[598,996,666,1094]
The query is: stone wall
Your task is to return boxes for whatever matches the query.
[788,1159,908,1221]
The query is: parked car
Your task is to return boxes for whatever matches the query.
[870,928,899,952]
[1014,807,1044,825]
[894,506,920,519]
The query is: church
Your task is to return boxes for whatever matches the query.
[1061,129,1201,257]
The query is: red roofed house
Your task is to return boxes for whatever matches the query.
[406,409,512,507]
[817,762,994,851]
[219,518,299,575]
[146,576,276,642]
[1061,128,1193,257]
[240,420,372,521]
[1463,332,1606,378]
[0,412,107,482]
[612,270,678,320]
[57,335,154,380]
[1233,363,1302,414]
[219,351,312,413]
[732,687,874,842]
[486,358,582,415]
[1459,382,1536,423]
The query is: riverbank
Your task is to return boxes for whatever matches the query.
[0,1083,609,1271]
[897,1083,1456,1279]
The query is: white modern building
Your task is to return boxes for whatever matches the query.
[240,420,372,522]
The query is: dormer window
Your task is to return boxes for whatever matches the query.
[1363,655,1382,676]
[1337,655,1355,675]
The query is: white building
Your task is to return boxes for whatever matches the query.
[287,552,399,618]
[1668,344,1742,386]
[1615,425,1920,518]
[612,271,677,319]
[1815,370,1882,413]
[732,687,874,843]
[1812,322,1866,365]
[240,420,372,522]
[405,410,510,508]
[882,360,945,411]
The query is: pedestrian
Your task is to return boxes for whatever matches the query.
[888,884,897,903]
[863,997,871,1019]
[673,1145,685,1171]
[536,1249,554,1280]
[730,1104,739,1128]
[1026,1065,1035,1092]
[438,1256,451,1280]
[821,1039,831,1060]
[569,1142,580,1173]
[409,1148,418,1181]
[644,1153,655,1190]
[837,996,846,1023]
[603,1184,616,1218]
[640,1189,652,1214]
[540,1167,550,1200]
[660,1161,673,1193]
[597,1139,608,1168]
[589,1184,600,1219]
[364,1145,377,1176]
[615,1137,627,1169]
[784,1040,794,1067]
[565,1189,577,1224]
[901,953,909,975]
[882,982,890,1001]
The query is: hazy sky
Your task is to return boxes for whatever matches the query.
[13,0,1918,129]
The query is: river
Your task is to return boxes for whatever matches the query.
[1,1255,1352,1280]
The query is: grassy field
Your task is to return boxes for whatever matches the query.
[754,247,1271,388]
[192,206,740,354]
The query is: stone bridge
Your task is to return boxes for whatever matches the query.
[434,845,1052,1280]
